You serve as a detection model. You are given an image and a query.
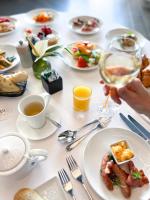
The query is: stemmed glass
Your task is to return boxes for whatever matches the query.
[98,36,142,117]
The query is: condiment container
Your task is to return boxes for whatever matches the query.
[16,41,33,68]
[41,69,63,94]
[110,140,135,165]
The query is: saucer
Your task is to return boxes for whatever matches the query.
[35,176,67,200]
[16,105,60,141]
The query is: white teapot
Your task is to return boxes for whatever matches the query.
[0,133,48,177]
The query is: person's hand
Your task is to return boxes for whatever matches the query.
[100,79,150,117]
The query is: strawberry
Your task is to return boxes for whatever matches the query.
[77,56,88,68]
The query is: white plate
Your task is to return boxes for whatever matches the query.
[26,8,58,26]
[69,16,102,35]
[16,104,60,141]
[35,176,67,200]
[84,128,150,200]
[61,43,102,71]
[0,44,20,73]
[0,16,17,37]
[106,28,147,48]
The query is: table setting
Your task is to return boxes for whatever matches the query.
[0,7,150,200]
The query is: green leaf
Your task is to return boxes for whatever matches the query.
[80,54,89,62]
[132,172,141,180]
[64,47,73,55]
[46,45,62,53]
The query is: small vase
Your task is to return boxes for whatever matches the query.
[32,58,51,79]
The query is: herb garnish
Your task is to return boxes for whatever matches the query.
[132,172,141,180]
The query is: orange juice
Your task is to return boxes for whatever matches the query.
[73,86,92,111]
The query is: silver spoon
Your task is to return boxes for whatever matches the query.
[66,117,111,151]
[58,119,99,143]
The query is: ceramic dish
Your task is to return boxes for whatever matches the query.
[0,16,17,36]
[35,176,67,200]
[16,104,60,141]
[0,44,20,73]
[106,28,147,48]
[84,128,150,200]
[26,8,58,26]
[61,42,102,71]
[69,16,102,35]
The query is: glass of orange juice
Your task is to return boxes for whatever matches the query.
[73,86,92,112]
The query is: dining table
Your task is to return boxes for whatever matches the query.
[0,9,150,200]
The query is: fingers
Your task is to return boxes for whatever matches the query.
[110,87,121,104]
[126,78,144,92]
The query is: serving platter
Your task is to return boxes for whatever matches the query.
[26,8,58,26]
[69,15,102,35]
[84,128,150,200]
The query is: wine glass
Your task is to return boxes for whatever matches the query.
[98,36,142,117]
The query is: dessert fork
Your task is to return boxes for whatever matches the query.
[58,168,76,200]
[66,155,93,200]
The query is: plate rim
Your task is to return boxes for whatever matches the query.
[83,127,150,200]
[105,27,147,48]
[0,44,20,73]
[26,8,58,26]
[0,16,17,37]
[69,15,103,35]
[61,42,102,71]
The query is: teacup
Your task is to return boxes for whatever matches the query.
[18,93,50,129]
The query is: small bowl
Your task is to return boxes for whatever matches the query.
[110,140,135,165]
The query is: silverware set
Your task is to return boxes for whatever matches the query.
[119,113,150,144]
[58,155,93,200]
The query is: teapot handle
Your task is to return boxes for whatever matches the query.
[29,149,48,165]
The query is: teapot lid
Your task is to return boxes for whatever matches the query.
[0,134,27,172]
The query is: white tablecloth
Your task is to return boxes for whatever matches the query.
[0,11,150,200]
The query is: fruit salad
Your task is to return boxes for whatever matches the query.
[65,41,101,68]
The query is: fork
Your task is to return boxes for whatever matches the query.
[66,116,111,151]
[58,168,77,200]
[66,155,93,200]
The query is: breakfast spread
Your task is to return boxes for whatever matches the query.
[0,17,15,33]
[72,16,100,33]
[33,11,53,23]
[65,41,101,68]
[25,26,58,46]
[100,152,149,198]
[0,71,28,96]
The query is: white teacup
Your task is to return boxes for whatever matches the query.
[18,93,50,129]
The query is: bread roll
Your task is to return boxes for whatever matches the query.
[14,188,44,200]
[142,65,150,88]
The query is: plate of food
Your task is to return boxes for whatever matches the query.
[26,8,58,26]
[61,41,102,71]
[0,16,17,36]
[0,45,20,73]
[106,28,147,49]
[84,128,150,200]
[69,16,102,35]
[25,25,59,46]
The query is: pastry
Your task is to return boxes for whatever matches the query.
[138,55,150,88]
[0,71,28,94]
[14,188,44,200]
[0,55,12,67]
[141,65,150,88]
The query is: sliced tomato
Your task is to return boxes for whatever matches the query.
[77,56,88,68]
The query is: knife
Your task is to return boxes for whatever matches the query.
[119,113,148,140]
[128,115,150,139]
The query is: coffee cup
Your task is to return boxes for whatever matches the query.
[18,93,50,128]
